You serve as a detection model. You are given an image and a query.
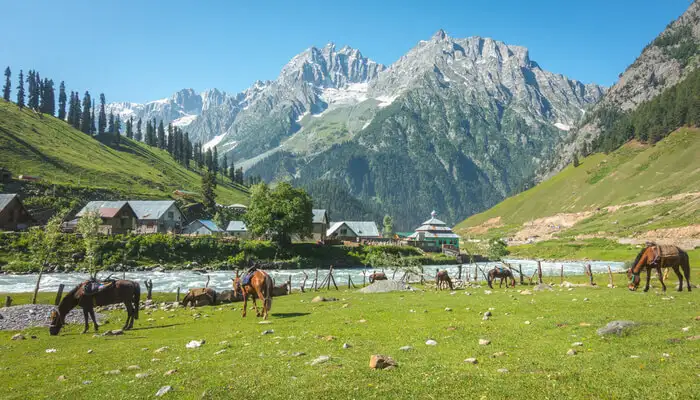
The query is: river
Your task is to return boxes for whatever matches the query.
[0,259,625,293]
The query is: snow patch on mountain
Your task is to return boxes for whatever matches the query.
[554,122,571,131]
[172,114,198,127]
[320,82,369,105]
[203,133,226,151]
[376,95,398,108]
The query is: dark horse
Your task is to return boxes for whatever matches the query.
[627,243,691,292]
[487,267,516,289]
[368,272,387,283]
[436,270,453,290]
[181,287,217,307]
[233,268,274,319]
[49,280,140,335]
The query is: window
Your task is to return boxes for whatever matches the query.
[167,212,174,220]
[340,228,347,235]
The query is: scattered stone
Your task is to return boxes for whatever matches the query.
[369,354,397,369]
[566,349,577,356]
[695,316,700,321]
[310,355,330,366]
[155,386,173,397]
[479,339,491,346]
[261,330,274,335]
[491,351,506,358]
[342,343,352,349]
[311,296,338,303]
[322,335,336,341]
[342,303,349,308]
[151,358,160,362]
[104,369,121,375]
[444,307,452,312]
[524,321,531,325]
[446,326,457,331]
[519,290,532,295]
[579,322,591,327]
[164,369,177,376]
[359,280,413,293]
[597,321,637,336]
[425,339,438,346]
[497,368,509,373]
[11,334,25,340]
[45,348,57,353]
[135,372,150,379]
[662,353,671,358]
[572,342,584,347]
[630,355,640,359]
[687,335,700,341]
[484,290,492,295]
[214,349,227,355]
[464,357,478,364]
[87,349,93,354]
[219,341,229,346]
[126,365,140,370]
[534,284,553,292]
[102,329,124,336]
[681,326,690,332]
[358,319,367,323]
[259,320,272,324]
[291,352,306,357]
[484,311,492,317]
[186,340,205,349]
[482,315,490,321]
[399,346,413,351]
[583,298,590,302]
[83,380,92,385]
[57,375,67,381]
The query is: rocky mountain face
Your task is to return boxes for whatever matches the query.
[107,31,604,229]
[548,1,700,175]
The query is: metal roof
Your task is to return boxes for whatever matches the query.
[420,217,447,226]
[129,201,176,220]
[76,201,130,218]
[0,194,18,213]
[226,221,247,232]
[408,231,460,239]
[312,209,328,224]
[327,221,380,238]
[196,219,223,232]
[414,224,453,232]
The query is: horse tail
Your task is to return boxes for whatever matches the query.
[212,289,218,305]
[680,250,691,281]
[265,274,274,312]
[133,282,140,320]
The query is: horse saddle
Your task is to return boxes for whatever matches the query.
[241,269,257,286]
[651,244,680,265]
[497,267,505,274]
[83,279,115,296]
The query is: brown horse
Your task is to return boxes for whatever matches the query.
[181,287,217,307]
[627,244,691,292]
[368,272,387,283]
[436,270,453,290]
[487,267,516,289]
[49,279,140,335]
[232,269,274,319]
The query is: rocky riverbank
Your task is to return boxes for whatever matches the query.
[0,304,105,331]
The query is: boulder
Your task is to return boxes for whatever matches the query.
[464,358,478,364]
[597,321,637,336]
[11,334,25,340]
[369,354,397,370]
[156,386,173,397]
[479,339,491,346]
[310,355,330,366]
[533,284,554,291]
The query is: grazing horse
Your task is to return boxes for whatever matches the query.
[181,287,217,307]
[368,272,387,283]
[436,270,453,290]
[487,267,515,289]
[232,268,274,319]
[49,279,140,335]
[627,243,691,292]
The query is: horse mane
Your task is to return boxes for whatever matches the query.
[57,283,81,313]
[630,247,647,270]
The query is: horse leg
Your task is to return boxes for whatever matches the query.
[656,267,666,292]
[122,302,133,330]
[643,267,651,292]
[499,278,504,288]
[241,294,247,317]
[90,309,99,331]
[681,254,692,292]
[82,308,90,333]
[251,291,261,317]
[487,276,493,289]
[670,265,683,292]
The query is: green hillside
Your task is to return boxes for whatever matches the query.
[455,128,700,241]
[0,101,248,204]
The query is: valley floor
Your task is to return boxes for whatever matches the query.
[1,273,699,399]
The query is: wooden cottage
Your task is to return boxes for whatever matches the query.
[0,194,33,231]
[182,219,223,235]
[76,201,137,235]
[225,220,249,238]
[407,211,460,252]
[312,209,330,241]
[129,200,185,234]
[326,221,381,242]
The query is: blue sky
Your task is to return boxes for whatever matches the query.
[0,0,692,103]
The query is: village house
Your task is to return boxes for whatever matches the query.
[407,211,460,252]
[312,209,329,241]
[182,219,223,235]
[225,220,249,238]
[326,221,381,242]
[0,194,33,231]
[76,201,137,235]
[226,203,248,213]
[129,200,185,234]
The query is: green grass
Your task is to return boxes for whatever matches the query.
[455,129,700,238]
[2,279,699,399]
[0,101,248,204]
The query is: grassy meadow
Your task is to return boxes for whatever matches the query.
[2,272,699,399]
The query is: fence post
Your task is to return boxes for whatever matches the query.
[518,264,524,285]
[560,265,564,284]
[54,284,65,306]
[288,274,292,293]
[313,267,319,291]
[587,264,594,286]
[176,287,180,303]
[458,265,462,280]
[537,261,543,284]
[607,265,614,288]
[348,274,351,289]
[301,272,308,293]
[144,279,153,300]
[4,296,12,307]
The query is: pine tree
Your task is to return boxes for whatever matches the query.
[80,91,92,134]
[167,123,173,154]
[184,132,192,167]
[72,92,82,129]
[16,70,24,109]
[572,153,580,168]
[58,81,67,120]
[108,112,114,134]
[26,70,37,110]
[157,120,165,149]
[213,146,219,177]
[222,154,228,180]
[201,170,217,216]
[98,93,107,135]
[126,116,133,139]
[41,79,55,115]
[3,67,11,101]
[135,118,142,141]
[91,99,96,135]
[235,167,244,184]
[205,148,213,171]
[114,115,121,148]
